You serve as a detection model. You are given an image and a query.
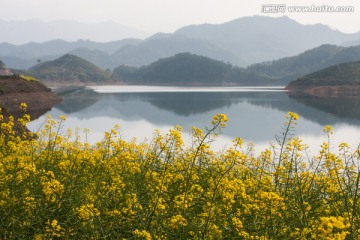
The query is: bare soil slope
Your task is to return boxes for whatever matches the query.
[0,75,61,120]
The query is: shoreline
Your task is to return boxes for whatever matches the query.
[286,85,360,98]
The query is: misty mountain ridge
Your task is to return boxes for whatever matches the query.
[7,41,360,87]
[1,15,360,71]
[0,19,148,44]
[342,38,360,47]
[175,16,360,65]
[0,39,142,57]
[111,34,242,67]
[103,15,360,68]
[0,38,142,69]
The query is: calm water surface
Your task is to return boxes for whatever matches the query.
[28,86,360,154]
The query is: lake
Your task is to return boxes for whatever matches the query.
[28,86,360,154]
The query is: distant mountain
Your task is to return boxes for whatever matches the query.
[0,38,142,56]
[1,56,43,70]
[67,48,113,70]
[105,16,358,68]
[111,34,240,67]
[0,16,360,69]
[28,54,115,84]
[174,16,360,66]
[246,44,360,84]
[113,52,274,85]
[104,16,360,68]
[3,16,360,71]
[0,19,148,44]
[342,38,360,47]
[0,39,142,69]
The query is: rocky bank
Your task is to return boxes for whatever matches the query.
[0,75,61,120]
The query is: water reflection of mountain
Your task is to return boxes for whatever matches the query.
[53,89,360,127]
[55,90,244,116]
[246,93,360,126]
[288,96,360,123]
[129,92,240,116]
[36,88,360,143]
[56,89,100,113]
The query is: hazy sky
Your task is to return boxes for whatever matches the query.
[1,0,359,34]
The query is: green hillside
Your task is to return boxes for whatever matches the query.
[28,54,114,84]
[286,61,360,89]
[246,44,360,84]
[114,53,230,85]
[114,44,360,86]
[141,52,233,84]
[113,53,275,85]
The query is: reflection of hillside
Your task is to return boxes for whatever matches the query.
[247,93,360,126]
[56,91,243,116]
[125,92,240,116]
[288,96,360,123]
[54,88,360,128]
[55,89,100,113]
[32,88,360,144]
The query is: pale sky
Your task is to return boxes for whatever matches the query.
[0,0,359,34]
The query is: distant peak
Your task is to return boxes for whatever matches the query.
[60,54,74,59]
[227,15,293,23]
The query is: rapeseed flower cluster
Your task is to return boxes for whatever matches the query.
[1,106,360,239]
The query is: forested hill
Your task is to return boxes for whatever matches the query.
[246,44,360,83]
[113,44,360,86]
[113,53,276,86]
[114,53,232,85]
[28,54,114,84]
[287,61,360,88]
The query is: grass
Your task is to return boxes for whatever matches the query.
[19,75,39,82]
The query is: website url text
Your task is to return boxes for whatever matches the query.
[261,4,355,13]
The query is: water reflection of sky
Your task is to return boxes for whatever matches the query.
[28,86,360,154]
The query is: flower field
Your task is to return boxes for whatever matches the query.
[1,105,360,239]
